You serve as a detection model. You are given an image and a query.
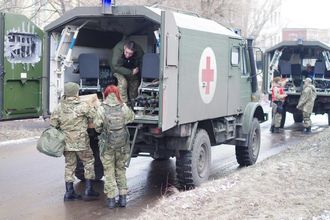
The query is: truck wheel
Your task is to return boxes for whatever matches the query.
[293,112,303,123]
[235,118,260,166]
[176,129,211,188]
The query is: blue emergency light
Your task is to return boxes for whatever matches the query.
[102,0,112,14]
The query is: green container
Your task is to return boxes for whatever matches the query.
[0,13,44,120]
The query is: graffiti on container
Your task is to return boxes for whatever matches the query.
[4,21,42,70]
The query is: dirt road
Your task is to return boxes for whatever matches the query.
[138,128,330,219]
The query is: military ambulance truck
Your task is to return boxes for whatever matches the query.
[43,5,267,188]
[0,13,43,120]
[264,40,330,127]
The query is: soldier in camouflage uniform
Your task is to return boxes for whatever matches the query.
[50,82,100,201]
[94,85,135,209]
[297,77,317,133]
[110,40,144,104]
[271,76,287,133]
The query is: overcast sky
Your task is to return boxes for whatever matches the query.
[282,0,330,29]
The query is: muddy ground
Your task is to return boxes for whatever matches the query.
[1,118,330,219]
[138,129,330,220]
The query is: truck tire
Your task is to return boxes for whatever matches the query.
[176,129,211,189]
[293,112,303,123]
[235,118,260,166]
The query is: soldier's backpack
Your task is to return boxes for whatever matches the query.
[36,127,66,157]
[101,103,128,149]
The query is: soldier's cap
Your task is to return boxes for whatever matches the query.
[64,82,80,97]
[304,77,312,83]
[273,76,282,83]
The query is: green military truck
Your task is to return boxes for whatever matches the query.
[43,5,267,188]
[263,40,330,127]
[0,13,43,120]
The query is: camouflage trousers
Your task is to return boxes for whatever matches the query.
[303,111,312,128]
[64,148,95,182]
[100,144,129,198]
[114,73,140,104]
[271,102,282,128]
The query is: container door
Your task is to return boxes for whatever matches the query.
[0,13,4,120]
[159,11,179,131]
[1,13,43,120]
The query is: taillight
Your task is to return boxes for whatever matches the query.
[150,127,161,135]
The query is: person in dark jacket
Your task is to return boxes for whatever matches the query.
[110,40,144,105]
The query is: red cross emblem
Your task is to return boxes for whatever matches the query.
[199,47,217,104]
[202,56,214,94]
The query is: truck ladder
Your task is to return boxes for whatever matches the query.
[54,21,88,74]
[125,124,141,167]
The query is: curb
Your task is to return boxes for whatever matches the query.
[0,136,40,147]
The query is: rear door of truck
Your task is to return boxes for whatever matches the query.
[159,10,179,131]
[0,13,43,120]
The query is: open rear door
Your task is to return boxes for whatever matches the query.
[159,11,179,131]
[1,13,43,120]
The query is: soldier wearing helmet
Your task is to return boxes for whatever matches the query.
[50,82,99,201]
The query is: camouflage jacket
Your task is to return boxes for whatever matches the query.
[110,40,144,76]
[94,94,135,152]
[50,96,96,151]
[94,94,135,133]
[297,84,317,113]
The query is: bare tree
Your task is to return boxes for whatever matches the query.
[1,0,280,46]
[245,0,281,41]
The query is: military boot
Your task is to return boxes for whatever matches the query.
[106,197,116,209]
[304,127,311,133]
[83,179,99,201]
[64,182,81,201]
[118,195,127,208]
[273,127,280,133]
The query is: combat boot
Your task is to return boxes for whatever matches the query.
[273,127,280,133]
[83,179,99,201]
[304,127,311,133]
[106,197,116,209]
[64,182,81,201]
[118,195,127,208]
